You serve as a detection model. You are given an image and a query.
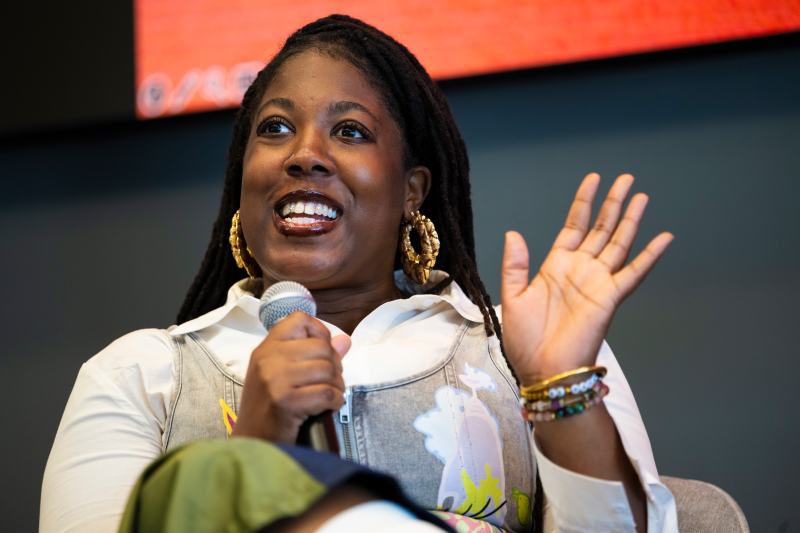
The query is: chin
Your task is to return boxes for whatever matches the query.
[259,250,348,289]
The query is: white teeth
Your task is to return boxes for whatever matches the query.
[280,200,341,220]
[288,217,314,224]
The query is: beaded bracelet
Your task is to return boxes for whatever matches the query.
[520,387,600,416]
[520,365,607,397]
[521,372,603,402]
[520,380,604,412]
[521,383,609,422]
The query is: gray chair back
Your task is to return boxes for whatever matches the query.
[662,476,749,533]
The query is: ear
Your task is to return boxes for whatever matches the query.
[403,166,432,218]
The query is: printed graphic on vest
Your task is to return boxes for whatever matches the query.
[413,363,507,526]
[219,398,237,436]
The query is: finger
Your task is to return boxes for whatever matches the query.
[268,311,332,341]
[290,384,346,416]
[501,231,530,302]
[291,338,344,376]
[597,193,648,271]
[288,359,345,391]
[613,232,674,298]
[281,338,340,362]
[578,174,635,256]
[552,173,601,250]
[331,334,352,359]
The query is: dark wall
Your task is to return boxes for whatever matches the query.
[0,0,133,136]
[2,39,798,532]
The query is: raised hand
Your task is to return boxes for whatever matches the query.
[233,311,351,443]
[500,173,673,385]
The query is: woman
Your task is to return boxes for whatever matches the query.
[41,14,677,533]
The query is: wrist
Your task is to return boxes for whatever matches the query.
[514,355,596,387]
[520,364,604,390]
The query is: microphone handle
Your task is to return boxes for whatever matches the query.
[297,411,339,454]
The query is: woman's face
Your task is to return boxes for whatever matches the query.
[240,50,429,290]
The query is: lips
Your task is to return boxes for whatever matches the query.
[273,190,344,237]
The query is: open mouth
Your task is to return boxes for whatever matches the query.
[273,190,343,236]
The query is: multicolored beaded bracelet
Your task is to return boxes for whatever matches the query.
[519,381,600,410]
[520,383,610,422]
[520,389,600,417]
[519,380,604,412]
[521,372,603,402]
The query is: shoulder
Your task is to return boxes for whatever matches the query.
[78,328,177,409]
[85,328,175,375]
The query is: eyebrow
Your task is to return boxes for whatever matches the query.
[327,100,377,121]
[257,97,377,122]
[257,97,294,115]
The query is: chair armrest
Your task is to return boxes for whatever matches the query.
[661,476,749,533]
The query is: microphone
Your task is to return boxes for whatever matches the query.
[259,280,316,330]
[258,281,339,453]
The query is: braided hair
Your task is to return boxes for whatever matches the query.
[177,14,502,342]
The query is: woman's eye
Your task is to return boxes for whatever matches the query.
[257,118,292,136]
[334,122,371,141]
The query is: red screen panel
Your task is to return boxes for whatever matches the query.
[135,0,800,118]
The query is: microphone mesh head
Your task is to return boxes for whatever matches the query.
[258,281,316,330]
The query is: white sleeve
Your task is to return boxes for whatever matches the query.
[533,340,679,532]
[40,329,175,533]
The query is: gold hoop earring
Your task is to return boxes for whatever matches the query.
[400,210,440,285]
[229,210,259,279]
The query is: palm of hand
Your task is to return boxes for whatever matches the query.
[501,173,673,385]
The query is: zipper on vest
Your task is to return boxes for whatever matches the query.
[339,387,353,461]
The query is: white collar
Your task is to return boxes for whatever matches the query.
[168,270,486,336]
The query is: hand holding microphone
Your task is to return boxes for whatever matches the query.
[233,282,351,444]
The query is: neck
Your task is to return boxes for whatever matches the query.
[311,277,403,335]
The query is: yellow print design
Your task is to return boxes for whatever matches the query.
[453,464,504,518]
[219,398,238,436]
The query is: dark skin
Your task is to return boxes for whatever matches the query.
[234,50,672,532]
[239,51,430,333]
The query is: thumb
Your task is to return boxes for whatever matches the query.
[331,334,352,359]
[501,230,530,303]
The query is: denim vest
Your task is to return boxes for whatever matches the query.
[162,320,537,531]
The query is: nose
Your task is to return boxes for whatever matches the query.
[284,128,333,178]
